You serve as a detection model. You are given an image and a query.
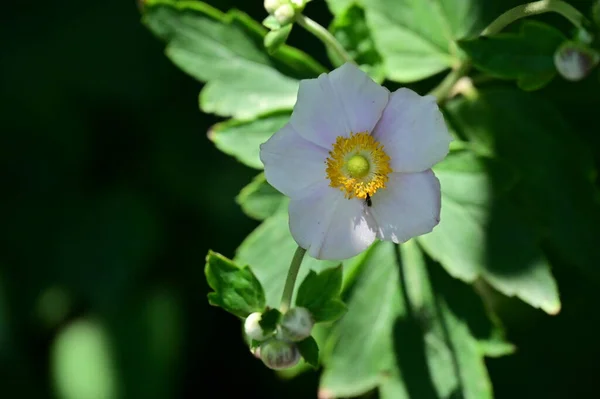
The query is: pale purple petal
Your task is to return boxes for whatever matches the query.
[260,122,329,199]
[290,63,389,149]
[289,182,377,260]
[369,170,441,243]
[372,88,452,173]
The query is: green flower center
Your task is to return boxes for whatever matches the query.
[346,154,370,178]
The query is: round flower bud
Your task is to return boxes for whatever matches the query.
[264,0,284,14]
[244,312,270,341]
[259,339,300,370]
[290,0,306,8]
[274,4,295,26]
[280,307,314,342]
[554,41,600,82]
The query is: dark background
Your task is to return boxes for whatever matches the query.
[1,0,599,398]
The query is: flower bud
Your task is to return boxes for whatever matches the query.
[280,307,314,342]
[554,41,600,81]
[244,312,270,341]
[290,0,306,8]
[274,4,295,26]
[259,339,300,370]
[264,0,284,14]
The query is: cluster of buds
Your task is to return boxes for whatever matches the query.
[244,307,314,370]
[264,0,308,26]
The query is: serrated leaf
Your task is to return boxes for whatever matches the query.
[419,150,561,314]
[446,87,600,285]
[208,113,289,169]
[364,0,490,82]
[459,21,566,91]
[236,173,287,221]
[328,4,385,82]
[295,266,343,317]
[205,251,266,318]
[320,240,500,398]
[310,299,347,323]
[297,336,319,368]
[143,0,299,120]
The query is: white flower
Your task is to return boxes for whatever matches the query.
[260,63,452,260]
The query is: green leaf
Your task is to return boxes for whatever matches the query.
[445,87,600,285]
[319,241,399,397]
[204,251,266,318]
[296,267,342,306]
[418,150,561,314]
[310,299,348,324]
[363,0,488,82]
[325,0,355,15]
[207,113,289,169]
[236,173,287,221]
[264,25,293,54]
[297,336,319,368]
[259,308,281,333]
[320,241,498,398]
[235,211,338,308]
[328,4,385,82]
[143,0,299,120]
[459,21,566,91]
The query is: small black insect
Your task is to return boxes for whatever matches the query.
[365,193,372,207]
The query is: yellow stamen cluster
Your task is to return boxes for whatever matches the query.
[325,132,392,199]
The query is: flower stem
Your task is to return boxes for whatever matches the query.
[482,0,586,36]
[295,14,353,65]
[427,62,471,103]
[280,246,307,313]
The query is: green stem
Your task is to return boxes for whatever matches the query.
[482,0,586,36]
[427,62,471,103]
[280,246,307,313]
[295,14,353,64]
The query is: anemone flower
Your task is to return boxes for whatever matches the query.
[260,63,452,260]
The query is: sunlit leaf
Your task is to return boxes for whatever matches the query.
[419,150,561,314]
[363,0,489,82]
[319,241,499,398]
[208,113,289,170]
[143,0,299,119]
[205,251,266,318]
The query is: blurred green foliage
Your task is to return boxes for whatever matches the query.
[2,0,600,398]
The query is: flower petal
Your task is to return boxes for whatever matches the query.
[290,63,389,149]
[372,88,452,173]
[289,182,377,260]
[370,170,441,243]
[260,122,329,199]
